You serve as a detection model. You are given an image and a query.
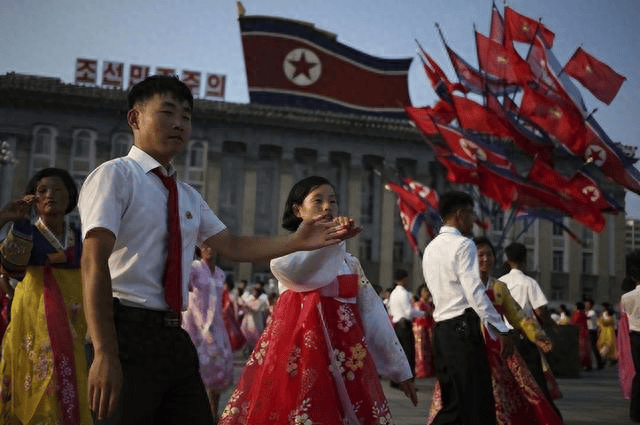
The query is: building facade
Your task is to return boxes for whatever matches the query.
[627,218,640,254]
[0,72,628,304]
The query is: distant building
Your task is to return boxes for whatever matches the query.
[626,218,640,254]
[0,72,628,303]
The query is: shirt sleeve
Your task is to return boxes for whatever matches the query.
[455,239,509,334]
[527,278,548,311]
[197,196,226,243]
[78,162,129,240]
[352,256,413,383]
[270,243,345,292]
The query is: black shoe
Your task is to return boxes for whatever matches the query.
[390,381,400,389]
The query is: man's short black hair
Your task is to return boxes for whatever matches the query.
[127,75,194,111]
[439,191,473,221]
[394,269,409,282]
[505,242,527,265]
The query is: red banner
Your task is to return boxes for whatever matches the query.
[563,47,626,105]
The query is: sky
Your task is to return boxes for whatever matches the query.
[2,0,639,218]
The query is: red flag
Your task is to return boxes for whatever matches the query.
[484,91,554,161]
[475,31,533,85]
[519,86,586,153]
[489,4,504,44]
[563,47,626,105]
[385,181,431,253]
[435,154,480,185]
[567,171,619,213]
[404,177,439,211]
[416,43,468,100]
[504,6,555,47]
[444,44,516,95]
[239,16,411,118]
[405,101,455,136]
[435,123,516,172]
[526,30,568,99]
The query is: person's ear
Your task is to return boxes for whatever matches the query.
[127,109,140,130]
[292,204,301,218]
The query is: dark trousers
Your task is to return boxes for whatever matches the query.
[630,331,640,421]
[589,329,604,368]
[432,308,495,425]
[394,318,416,375]
[90,302,214,425]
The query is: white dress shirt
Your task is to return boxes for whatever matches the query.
[422,226,508,334]
[586,309,598,331]
[498,268,548,321]
[622,285,640,332]
[388,284,424,323]
[78,145,226,311]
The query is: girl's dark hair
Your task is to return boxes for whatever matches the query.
[473,236,496,256]
[127,75,194,110]
[25,168,78,214]
[281,176,335,232]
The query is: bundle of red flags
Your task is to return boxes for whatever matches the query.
[404,3,634,235]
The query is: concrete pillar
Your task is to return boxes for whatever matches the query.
[595,220,607,303]
[238,163,257,282]
[204,152,222,214]
[346,155,362,254]
[378,187,396,290]
[537,219,553,297]
[278,147,295,236]
[567,221,582,303]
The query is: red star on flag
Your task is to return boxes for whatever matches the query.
[288,52,318,80]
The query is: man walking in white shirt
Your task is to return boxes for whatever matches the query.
[388,269,424,381]
[621,250,640,422]
[585,298,604,370]
[423,191,512,425]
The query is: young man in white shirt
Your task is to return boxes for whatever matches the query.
[585,298,604,370]
[388,269,424,382]
[621,250,640,423]
[423,191,512,425]
[79,75,358,424]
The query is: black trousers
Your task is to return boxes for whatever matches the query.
[589,329,604,368]
[91,301,214,425]
[432,308,495,425]
[630,331,640,421]
[394,317,416,375]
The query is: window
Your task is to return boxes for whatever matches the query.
[30,125,57,174]
[552,222,564,236]
[552,250,564,272]
[69,129,96,189]
[361,156,382,225]
[359,239,372,261]
[582,252,593,274]
[392,241,405,264]
[111,133,132,158]
[329,152,349,208]
[184,140,207,193]
[293,148,317,182]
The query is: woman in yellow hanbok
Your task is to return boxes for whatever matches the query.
[597,302,618,364]
[0,168,91,425]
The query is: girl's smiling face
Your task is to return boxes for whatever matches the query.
[293,184,338,222]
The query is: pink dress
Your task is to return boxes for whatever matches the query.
[182,260,233,391]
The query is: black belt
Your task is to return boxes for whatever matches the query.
[113,299,182,327]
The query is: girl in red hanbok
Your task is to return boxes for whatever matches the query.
[220,176,417,425]
[572,302,591,370]
[413,284,435,378]
[221,277,246,352]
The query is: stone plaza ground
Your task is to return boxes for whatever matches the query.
[221,356,633,424]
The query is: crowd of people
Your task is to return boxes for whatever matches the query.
[0,74,638,424]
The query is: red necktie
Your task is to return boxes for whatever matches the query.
[152,168,182,312]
